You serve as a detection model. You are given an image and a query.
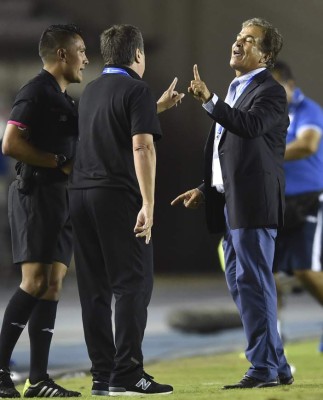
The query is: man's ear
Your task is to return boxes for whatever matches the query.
[134,48,141,64]
[260,52,271,65]
[57,48,67,62]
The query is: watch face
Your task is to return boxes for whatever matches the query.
[55,154,67,167]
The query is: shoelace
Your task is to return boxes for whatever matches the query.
[142,372,154,380]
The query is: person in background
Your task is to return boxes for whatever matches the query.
[272,61,323,348]
[171,18,293,388]
[69,24,183,396]
[0,24,88,398]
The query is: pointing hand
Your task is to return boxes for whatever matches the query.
[188,64,212,103]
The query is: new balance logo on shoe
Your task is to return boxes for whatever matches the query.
[135,378,151,391]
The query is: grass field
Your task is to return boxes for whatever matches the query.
[17,339,323,399]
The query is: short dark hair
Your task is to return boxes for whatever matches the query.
[100,24,144,66]
[242,18,283,69]
[271,60,294,82]
[39,24,83,61]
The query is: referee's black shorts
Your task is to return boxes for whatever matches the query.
[8,179,73,266]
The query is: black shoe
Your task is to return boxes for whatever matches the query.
[109,372,173,396]
[223,375,279,389]
[0,369,20,398]
[91,381,109,396]
[23,378,81,397]
[279,375,294,385]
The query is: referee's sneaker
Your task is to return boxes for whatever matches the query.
[23,378,81,398]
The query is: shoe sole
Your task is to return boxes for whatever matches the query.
[257,382,279,388]
[223,382,279,389]
[24,391,81,398]
[109,391,173,396]
[91,389,110,396]
[280,379,294,385]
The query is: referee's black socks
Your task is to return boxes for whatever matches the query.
[0,288,38,369]
[28,299,58,384]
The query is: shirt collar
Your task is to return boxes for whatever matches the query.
[232,67,266,86]
[39,69,64,93]
[104,64,142,80]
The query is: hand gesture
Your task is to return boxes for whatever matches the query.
[60,159,73,175]
[188,64,212,103]
[134,204,154,244]
[171,188,204,209]
[157,77,185,114]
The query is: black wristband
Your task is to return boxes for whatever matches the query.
[54,154,67,168]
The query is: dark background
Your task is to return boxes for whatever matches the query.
[0,0,322,275]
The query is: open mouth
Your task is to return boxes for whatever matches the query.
[233,49,243,57]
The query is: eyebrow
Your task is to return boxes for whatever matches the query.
[236,34,256,40]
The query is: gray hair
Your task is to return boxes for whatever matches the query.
[242,18,283,69]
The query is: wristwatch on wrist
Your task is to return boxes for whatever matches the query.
[54,154,67,168]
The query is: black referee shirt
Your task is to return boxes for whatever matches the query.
[9,69,78,159]
[70,65,162,196]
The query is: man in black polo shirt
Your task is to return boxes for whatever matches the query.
[69,24,183,396]
[0,24,88,398]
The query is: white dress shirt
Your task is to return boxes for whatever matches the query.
[203,67,266,192]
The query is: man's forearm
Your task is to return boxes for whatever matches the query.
[2,124,57,168]
[285,140,315,161]
[133,144,156,205]
[285,130,320,161]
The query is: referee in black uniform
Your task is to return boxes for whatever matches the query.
[69,24,184,396]
[0,24,88,398]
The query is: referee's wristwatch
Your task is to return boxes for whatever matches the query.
[54,153,67,168]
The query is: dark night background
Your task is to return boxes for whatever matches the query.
[1,0,322,275]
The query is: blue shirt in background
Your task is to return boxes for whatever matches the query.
[284,88,323,195]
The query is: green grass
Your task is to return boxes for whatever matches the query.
[17,339,323,399]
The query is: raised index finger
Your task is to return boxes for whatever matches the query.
[167,77,178,93]
[193,64,201,81]
[170,193,185,206]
